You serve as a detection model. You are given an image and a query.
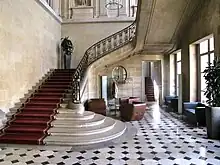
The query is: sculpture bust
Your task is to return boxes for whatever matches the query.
[61,37,74,69]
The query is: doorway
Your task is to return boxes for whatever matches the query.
[100,76,108,103]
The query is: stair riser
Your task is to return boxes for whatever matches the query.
[4,130,48,134]
[37,90,67,93]
[8,122,50,127]
[40,86,71,89]
[30,96,62,100]
[49,77,73,80]
[24,105,59,109]
[0,139,43,145]
[46,80,72,82]
[28,100,61,103]
[14,115,54,120]
[33,93,64,97]
[20,110,57,113]
[43,83,72,86]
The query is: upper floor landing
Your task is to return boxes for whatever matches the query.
[43,0,137,23]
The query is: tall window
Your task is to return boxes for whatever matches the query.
[176,51,181,96]
[199,37,214,103]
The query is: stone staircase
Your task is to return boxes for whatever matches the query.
[145,77,155,102]
[44,104,127,145]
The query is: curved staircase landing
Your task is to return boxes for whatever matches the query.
[44,103,127,146]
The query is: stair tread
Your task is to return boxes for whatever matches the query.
[38,88,67,91]
[44,121,126,145]
[12,118,51,122]
[21,107,57,111]
[30,96,62,99]
[4,125,48,130]
[34,92,64,95]
[49,118,115,134]
[15,112,55,117]
[26,102,60,105]
[0,133,45,139]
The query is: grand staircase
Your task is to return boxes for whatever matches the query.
[0,22,136,146]
[0,69,75,144]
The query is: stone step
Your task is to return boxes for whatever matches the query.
[50,114,105,127]
[55,111,95,120]
[48,117,116,136]
[44,120,126,145]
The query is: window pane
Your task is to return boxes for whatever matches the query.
[201,91,207,104]
[200,55,209,72]
[200,73,206,90]
[210,37,214,51]
[176,51,181,61]
[177,62,181,74]
[210,53,215,64]
[176,78,179,96]
[201,72,207,103]
[200,40,208,54]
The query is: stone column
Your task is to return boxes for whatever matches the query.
[181,43,190,102]
[169,54,175,96]
[61,0,68,19]
[62,0,70,19]
[214,0,220,58]
[214,26,220,58]
[127,0,131,17]
[95,0,100,18]
[189,44,197,102]
[162,55,170,100]
[52,0,60,16]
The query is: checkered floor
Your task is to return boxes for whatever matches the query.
[0,104,220,165]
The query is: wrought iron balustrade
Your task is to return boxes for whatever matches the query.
[72,21,136,102]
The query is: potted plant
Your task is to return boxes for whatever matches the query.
[61,37,74,69]
[203,58,220,139]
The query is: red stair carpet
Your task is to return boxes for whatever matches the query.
[0,69,75,145]
[145,77,155,102]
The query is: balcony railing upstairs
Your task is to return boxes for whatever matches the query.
[72,21,136,102]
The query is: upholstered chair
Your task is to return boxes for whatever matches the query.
[120,101,146,121]
[85,98,107,116]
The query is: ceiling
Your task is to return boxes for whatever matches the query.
[134,0,202,54]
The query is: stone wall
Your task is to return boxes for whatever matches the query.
[175,0,220,101]
[0,0,61,112]
[61,21,132,68]
[88,53,162,101]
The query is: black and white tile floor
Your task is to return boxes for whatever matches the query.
[0,104,220,165]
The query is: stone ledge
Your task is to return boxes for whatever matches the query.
[35,0,62,23]
[63,16,135,24]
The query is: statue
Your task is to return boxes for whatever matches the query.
[61,37,74,69]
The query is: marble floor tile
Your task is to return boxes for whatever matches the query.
[0,104,219,165]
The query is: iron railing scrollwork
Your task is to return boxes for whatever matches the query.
[72,21,136,102]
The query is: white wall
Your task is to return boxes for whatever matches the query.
[61,21,132,68]
[0,0,61,112]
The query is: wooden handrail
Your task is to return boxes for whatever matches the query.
[72,21,136,102]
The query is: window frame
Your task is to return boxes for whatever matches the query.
[175,51,181,96]
[198,37,214,103]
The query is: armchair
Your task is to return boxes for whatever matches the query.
[85,98,107,116]
[120,101,146,121]
[183,102,206,126]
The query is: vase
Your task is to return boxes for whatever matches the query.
[206,106,220,139]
